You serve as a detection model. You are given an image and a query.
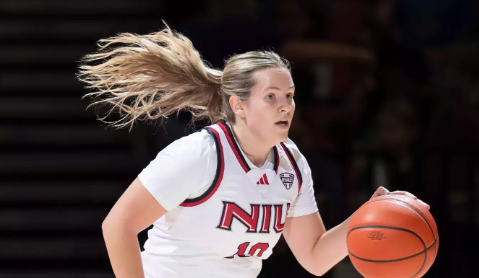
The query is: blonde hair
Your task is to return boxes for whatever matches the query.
[77,22,290,130]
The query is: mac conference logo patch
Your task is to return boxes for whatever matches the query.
[280,173,294,190]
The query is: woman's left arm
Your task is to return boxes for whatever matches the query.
[283,186,427,276]
[283,210,350,277]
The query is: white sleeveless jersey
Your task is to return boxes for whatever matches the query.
[139,121,318,278]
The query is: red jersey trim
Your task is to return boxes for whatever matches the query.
[217,120,250,173]
[180,127,225,207]
[218,120,280,174]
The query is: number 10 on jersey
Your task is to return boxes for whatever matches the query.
[225,242,270,258]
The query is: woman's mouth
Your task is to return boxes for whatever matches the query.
[275,120,289,128]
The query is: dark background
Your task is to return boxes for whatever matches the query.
[1,0,479,277]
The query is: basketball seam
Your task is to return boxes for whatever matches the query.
[348,229,437,263]
[348,225,428,278]
[359,199,437,277]
[367,198,438,258]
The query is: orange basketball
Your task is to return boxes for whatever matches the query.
[347,194,439,278]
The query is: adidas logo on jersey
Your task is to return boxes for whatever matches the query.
[256,173,269,185]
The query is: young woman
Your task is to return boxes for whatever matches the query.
[78,23,428,278]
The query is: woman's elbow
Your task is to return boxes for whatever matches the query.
[101,215,131,235]
[101,217,113,232]
[101,216,117,236]
[298,259,327,277]
[307,268,326,277]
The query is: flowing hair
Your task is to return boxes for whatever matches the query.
[77,22,290,130]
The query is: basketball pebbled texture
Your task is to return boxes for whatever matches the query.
[347,194,439,278]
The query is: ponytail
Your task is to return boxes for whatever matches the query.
[77,22,224,130]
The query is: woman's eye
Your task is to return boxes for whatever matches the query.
[266,94,275,100]
[287,93,295,98]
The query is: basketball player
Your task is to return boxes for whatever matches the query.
[78,24,429,278]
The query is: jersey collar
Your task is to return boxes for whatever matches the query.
[217,120,279,174]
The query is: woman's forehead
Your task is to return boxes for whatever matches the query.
[252,67,294,90]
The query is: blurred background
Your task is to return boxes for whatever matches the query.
[1,0,478,277]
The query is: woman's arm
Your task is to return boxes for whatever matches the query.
[102,178,167,278]
[284,187,420,276]
[283,211,346,277]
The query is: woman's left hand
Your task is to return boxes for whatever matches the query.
[370,186,430,210]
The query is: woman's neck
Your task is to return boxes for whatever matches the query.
[231,121,271,168]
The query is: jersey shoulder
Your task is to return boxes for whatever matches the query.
[162,129,216,162]
[281,138,309,172]
[281,138,304,162]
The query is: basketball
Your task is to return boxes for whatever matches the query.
[347,194,439,278]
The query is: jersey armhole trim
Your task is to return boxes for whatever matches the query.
[217,120,251,173]
[273,146,280,173]
[279,142,303,194]
[180,127,225,207]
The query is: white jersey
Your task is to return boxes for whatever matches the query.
[138,120,318,278]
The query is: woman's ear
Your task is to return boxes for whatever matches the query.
[229,96,246,119]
